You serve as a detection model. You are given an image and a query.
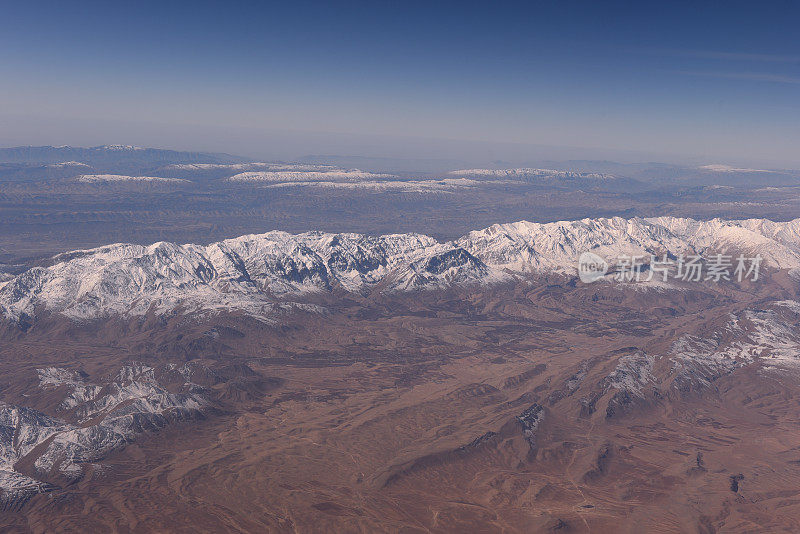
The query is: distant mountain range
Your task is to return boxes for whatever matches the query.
[0,145,248,167]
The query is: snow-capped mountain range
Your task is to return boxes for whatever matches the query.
[74,174,191,184]
[163,163,339,172]
[449,168,615,180]
[226,169,394,182]
[4,216,800,322]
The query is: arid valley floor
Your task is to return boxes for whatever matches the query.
[4,271,800,532]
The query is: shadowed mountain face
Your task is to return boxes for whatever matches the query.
[2,217,800,531]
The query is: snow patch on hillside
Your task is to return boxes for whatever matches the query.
[449,168,614,180]
[699,164,775,173]
[263,177,506,192]
[47,161,90,168]
[75,174,190,183]
[226,170,394,182]
[165,162,337,172]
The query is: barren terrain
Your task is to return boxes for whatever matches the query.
[2,273,800,532]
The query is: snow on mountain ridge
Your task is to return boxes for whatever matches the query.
[164,162,337,172]
[261,177,502,192]
[460,216,800,272]
[699,164,775,173]
[75,174,190,184]
[226,170,394,182]
[449,168,615,180]
[47,161,90,168]
[3,216,800,322]
[98,145,144,151]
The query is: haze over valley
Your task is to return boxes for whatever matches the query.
[3,145,800,269]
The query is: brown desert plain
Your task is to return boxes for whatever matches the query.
[2,268,800,533]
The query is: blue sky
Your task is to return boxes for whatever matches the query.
[1,1,799,166]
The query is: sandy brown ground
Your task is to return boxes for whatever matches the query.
[2,277,800,532]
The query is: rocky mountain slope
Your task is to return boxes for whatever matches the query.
[1,363,206,510]
[3,216,800,323]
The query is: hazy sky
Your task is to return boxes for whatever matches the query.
[1,1,799,167]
